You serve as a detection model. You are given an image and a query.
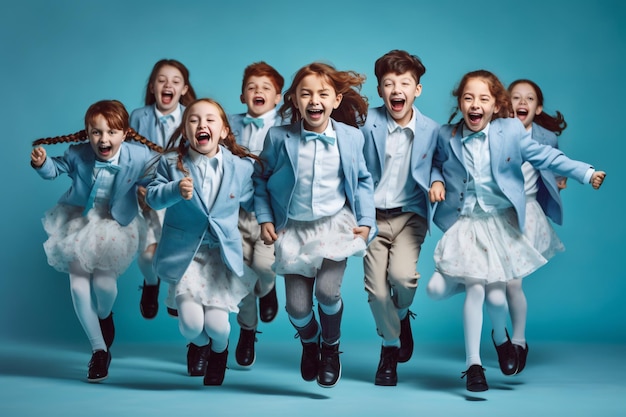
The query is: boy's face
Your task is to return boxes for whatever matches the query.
[378,71,422,127]
[460,78,500,133]
[240,75,282,118]
[149,65,189,115]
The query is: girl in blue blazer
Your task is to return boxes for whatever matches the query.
[253,62,376,388]
[130,59,197,320]
[146,98,258,386]
[31,100,161,383]
[426,70,606,392]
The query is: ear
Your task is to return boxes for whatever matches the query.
[333,93,343,109]
[240,94,245,104]
[273,92,283,106]
[377,85,383,98]
[535,104,543,116]
[181,84,189,97]
[220,125,230,140]
[414,83,423,98]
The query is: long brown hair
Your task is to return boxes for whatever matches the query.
[508,79,567,136]
[448,70,511,124]
[144,59,197,107]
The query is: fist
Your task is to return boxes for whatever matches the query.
[591,171,606,190]
[179,176,194,200]
[31,147,47,167]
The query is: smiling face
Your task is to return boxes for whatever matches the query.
[149,65,189,115]
[378,71,422,126]
[240,75,282,118]
[87,114,127,160]
[510,82,542,130]
[293,74,342,133]
[183,101,228,157]
[460,78,500,132]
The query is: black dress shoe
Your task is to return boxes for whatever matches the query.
[204,348,228,386]
[492,330,518,375]
[317,342,341,388]
[374,346,399,386]
[140,279,160,319]
[87,350,111,383]
[167,307,179,317]
[398,310,415,363]
[259,286,278,323]
[98,313,115,349]
[235,328,257,367]
[300,337,320,382]
[514,343,529,374]
[462,364,488,392]
[187,343,211,376]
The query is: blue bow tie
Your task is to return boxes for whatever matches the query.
[95,160,121,172]
[243,116,264,128]
[159,114,174,125]
[304,132,336,146]
[462,130,485,142]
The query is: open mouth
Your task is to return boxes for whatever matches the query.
[98,145,112,156]
[516,108,529,118]
[161,91,174,104]
[196,132,211,143]
[253,97,266,106]
[468,112,483,124]
[390,98,405,112]
[307,109,324,119]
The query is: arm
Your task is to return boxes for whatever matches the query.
[145,156,192,210]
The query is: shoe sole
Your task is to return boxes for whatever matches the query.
[317,365,342,388]
[236,354,256,368]
[87,375,108,383]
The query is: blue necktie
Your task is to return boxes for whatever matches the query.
[159,114,175,141]
[304,132,336,146]
[462,130,485,142]
[159,114,174,125]
[83,160,121,215]
[243,116,264,128]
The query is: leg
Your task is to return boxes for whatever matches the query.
[462,280,488,392]
[203,307,231,386]
[91,269,118,349]
[177,294,211,376]
[252,233,278,323]
[138,243,160,319]
[487,282,518,375]
[507,278,529,373]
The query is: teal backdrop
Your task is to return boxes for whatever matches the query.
[1,0,624,347]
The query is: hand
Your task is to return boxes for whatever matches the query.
[353,225,370,242]
[179,176,194,199]
[137,186,149,211]
[260,222,278,245]
[590,171,606,190]
[429,181,446,203]
[31,147,47,167]
[557,178,568,190]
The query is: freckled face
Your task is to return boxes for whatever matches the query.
[293,74,342,133]
[87,114,126,160]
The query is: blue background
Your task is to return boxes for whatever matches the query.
[1,0,624,348]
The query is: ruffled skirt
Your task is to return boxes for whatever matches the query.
[524,199,564,260]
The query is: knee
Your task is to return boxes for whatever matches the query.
[486,286,507,309]
[179,316,204,341]
[315,288,341,308]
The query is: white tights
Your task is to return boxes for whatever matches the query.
[69,261,118,352]
[506,279,527,346]
[176,293,230,353]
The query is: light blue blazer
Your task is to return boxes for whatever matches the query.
[361,105,439,226]
[34,141,153,226]
[531,123,564,225]
[253,120,377,242]
[146,145,254,283]
[431,118,592,233]
[130,104,186,148]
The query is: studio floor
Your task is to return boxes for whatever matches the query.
[0,338,624,417]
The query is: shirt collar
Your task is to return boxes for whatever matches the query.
[245,108,277,124]
[155,104,182,125]
[189,145,223,169]
[462,122,490,139]
[386,107,417,136]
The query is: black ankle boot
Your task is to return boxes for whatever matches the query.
[300,337,320,381]
[98,313,115,349]
[492,329,518,375]
[317,342,341,388]
[187,343,211,376]
[140,279,160,319]
[235,328,257,367]
[87,349,111,383]
[398,310,415,363]
[375,345,399,386]
[204,348,228,386]
[259,286,278,323]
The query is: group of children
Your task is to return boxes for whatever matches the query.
[30,50,606,392]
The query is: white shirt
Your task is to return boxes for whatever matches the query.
[241,109,278,156]
[289,124,345,221]
[189,147,223,211]
[155,104,183,147]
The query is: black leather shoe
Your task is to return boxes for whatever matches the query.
[300,337,320,382]
[462,364,488,392]
[87,350,111,382]
[235,328,257,367]
[167,307,179,317]
[398,310,415,363]
[204,348,228,386]
[98,313,115,349]
[140,280,159,319]
[374,346,399,386]
[259,286,278,323]
[317,342,341,388]
[492,330,518,375]
[514,343,529,374]
[187,343,211,376]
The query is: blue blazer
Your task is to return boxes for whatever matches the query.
[146,145,254,283]
[34,141,153,226]
[361,106,439,226]
[531,123,564,225]
[253,120,377,242]
[130,104,186,148]
[431,118,592,233]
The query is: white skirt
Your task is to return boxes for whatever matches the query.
[524,199,564,260]
[142,207,165,248]
[42,203,145,276]
[273,206,367,277]
[434,207,547,284]
[165,245,257,313]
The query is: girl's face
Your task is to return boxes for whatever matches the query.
[293,74,342,133]
[183,101,228,158]
[460,78,500,132]
[240,75,282,118]
[510,82,542,130]
[149,65,189,115]
[87,114,127,161]
[377,71,422,127]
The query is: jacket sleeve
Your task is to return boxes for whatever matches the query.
[145,155,185,210]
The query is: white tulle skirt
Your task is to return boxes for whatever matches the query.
[42,203,145,276]
[524,198,564,260]
[273,206,367,278]
[142,207,165,248]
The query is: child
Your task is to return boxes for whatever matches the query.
[130,59,197,319]
[361,50,439,386]
[253,62,377,388]
[31,100,161,382]
[145,98,258,386]
[426,70,605,392]
[505,78,569,373]
[228,61,285,368]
